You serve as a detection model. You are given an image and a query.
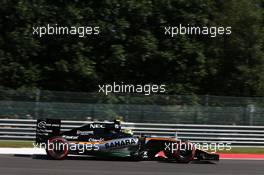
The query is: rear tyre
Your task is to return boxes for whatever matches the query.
[46,137,68,160]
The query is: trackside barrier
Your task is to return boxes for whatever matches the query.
[0,119,264,147]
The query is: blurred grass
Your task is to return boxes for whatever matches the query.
[216,147,264,154]
[0,140,33,148]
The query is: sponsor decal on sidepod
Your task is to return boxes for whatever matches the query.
[105,138,138,149]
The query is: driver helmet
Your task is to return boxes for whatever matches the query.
[122,129,133,135]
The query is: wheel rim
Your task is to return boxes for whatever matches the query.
[47,137,68,160]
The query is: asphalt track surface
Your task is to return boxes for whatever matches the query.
[0,155,263,175]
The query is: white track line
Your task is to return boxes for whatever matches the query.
[1,148,264,161]
[0,148,45,155]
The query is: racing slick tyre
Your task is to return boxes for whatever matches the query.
[174,141,195,163]
[46,137,69,160]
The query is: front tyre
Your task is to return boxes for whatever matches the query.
[46,137,68,160]
[174,141,195,163]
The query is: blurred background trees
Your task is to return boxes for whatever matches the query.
[0,0,263,96]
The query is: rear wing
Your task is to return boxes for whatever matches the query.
[36,119,61,144]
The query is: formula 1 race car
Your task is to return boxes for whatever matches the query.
[36,119,219,163]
